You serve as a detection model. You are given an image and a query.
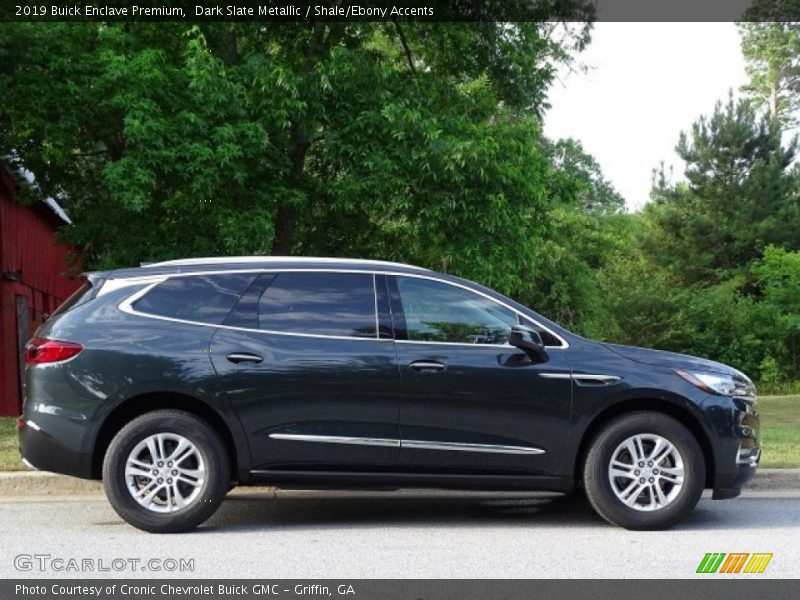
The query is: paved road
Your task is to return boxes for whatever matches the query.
[0,490,798,578]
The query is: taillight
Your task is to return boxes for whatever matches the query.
[24,337,83,365]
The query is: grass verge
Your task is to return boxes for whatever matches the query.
[0,417,24,471]
[756,395,800,468]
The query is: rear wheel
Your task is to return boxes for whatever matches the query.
[583,411,705,530]
[103,410,229,533]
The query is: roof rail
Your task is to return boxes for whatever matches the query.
[140,256,429,270]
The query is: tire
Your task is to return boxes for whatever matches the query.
[102,410,230,533]
[582,411,705,530]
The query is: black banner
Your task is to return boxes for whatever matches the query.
[2,0,800,23]
[3,580,800,600]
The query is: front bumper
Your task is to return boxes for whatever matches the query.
[712,462,758,499]
[710,394,760,499]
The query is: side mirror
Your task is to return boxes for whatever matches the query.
[508,325,548,362]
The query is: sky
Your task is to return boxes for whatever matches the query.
[544,23,748,211]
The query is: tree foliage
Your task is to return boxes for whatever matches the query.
[0,20,590,297]
[598,88,800,383]
[643,94,798,283]
[739,21,800,128]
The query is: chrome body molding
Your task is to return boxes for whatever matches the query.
[401,440,545,455]
[268,433,545,455]
[268,433,400,448]
[540,373,622,384]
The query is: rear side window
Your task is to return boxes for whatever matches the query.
[258,272,377,338]
[133,273,257,325]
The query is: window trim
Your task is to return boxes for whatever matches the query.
[116,268,569,349]
[372,274,380,339]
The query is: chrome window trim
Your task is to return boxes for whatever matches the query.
[269,433,545,455]
[119,282,387,343]
[397,339,516,349]
[97,275,169,297]
[372,274,379,338]
[115,268,569,348]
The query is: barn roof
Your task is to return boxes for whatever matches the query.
[2,156,72,225]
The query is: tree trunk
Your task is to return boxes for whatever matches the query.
[272,204,298,255]
[271,124,311,255]
[271,25,326,256]
[223,28,238,64]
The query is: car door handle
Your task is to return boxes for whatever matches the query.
[226,352,263,364]
[408,360,446,372]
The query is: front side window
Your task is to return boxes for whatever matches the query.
[258,272,377,338]
[133,273,257,325]
[395,276,517,344]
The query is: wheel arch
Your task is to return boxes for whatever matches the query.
[91,392,243,481]
[574,397,715,488]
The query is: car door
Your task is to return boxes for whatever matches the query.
[209,270,401,472]
[388,274,572,476]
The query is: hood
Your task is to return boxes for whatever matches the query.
[601,343,747,378]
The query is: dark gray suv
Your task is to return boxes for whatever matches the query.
[19,257,760,532]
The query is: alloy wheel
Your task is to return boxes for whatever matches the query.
[124,433,206,512]
[607,433,685,512]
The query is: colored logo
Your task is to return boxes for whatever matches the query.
[696,553,773,574]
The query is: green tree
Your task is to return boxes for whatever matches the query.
[0,19,591,279]
[739,21,800,128]
[644,94,799,283]
[752,245,800,379]
[545,138,625,214]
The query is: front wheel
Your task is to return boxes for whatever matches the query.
[103,410,230,533]
[582,411,705,530]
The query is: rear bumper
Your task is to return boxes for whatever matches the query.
[18,419,94,479]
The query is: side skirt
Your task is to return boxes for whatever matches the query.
[246,470,574,493]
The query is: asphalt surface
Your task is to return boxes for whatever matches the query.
[0,490,798,578]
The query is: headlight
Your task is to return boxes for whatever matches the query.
[675,369,755,397]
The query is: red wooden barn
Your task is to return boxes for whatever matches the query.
[0,166,82,417]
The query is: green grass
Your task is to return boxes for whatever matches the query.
[755,395,800,468]
[1,396,798,471]
[0,417,25,471]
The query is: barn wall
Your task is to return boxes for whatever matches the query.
[0,169,82,416]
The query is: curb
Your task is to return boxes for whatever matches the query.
[742,468,800,491]
[0,468,797,497]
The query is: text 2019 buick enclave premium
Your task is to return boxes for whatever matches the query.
[18,256,760,532]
